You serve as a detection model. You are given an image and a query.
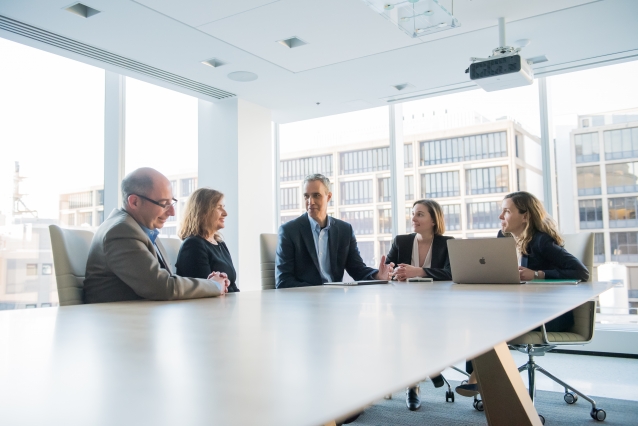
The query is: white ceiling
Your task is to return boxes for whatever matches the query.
[0,0,636,123]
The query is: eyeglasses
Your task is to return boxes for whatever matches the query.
[132,194,178,210]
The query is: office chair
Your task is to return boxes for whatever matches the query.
[259,233,278,290]
[508,232,606,423]
[158,236,181,274]
[49,225,94,306]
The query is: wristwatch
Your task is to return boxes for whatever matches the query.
[534,271,539,279]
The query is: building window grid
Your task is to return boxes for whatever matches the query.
[466,166,509,195]
[604,127,638,160]
[421,171,460,198]
[606,161,638,194]
[610,231,638,263]
[574,132,600,163]
[405,175,414,200]
[467,202,501,230]
[340,147,390,175]
[608,196,638,228]
[341,210,374,235]
[578,199,604,229]
[77,212,93,227]
[576,165,602,196]
[404,144,413,168]
[281,154,333,182]
[442,204,462,231]
[280,187,299,210]
[378,177,391,202]
[378,208,392,234]
[419,131,507,166]
[68,191,93,209]
[181,178,197,197]
[594,233,605,264]
[341,180,373,205]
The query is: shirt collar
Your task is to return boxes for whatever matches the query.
[308,214,332,232]
[140,225,160,244]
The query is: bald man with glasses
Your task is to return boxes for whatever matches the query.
[84,167,229,304]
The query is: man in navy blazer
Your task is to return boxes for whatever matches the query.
[276,174,394,289]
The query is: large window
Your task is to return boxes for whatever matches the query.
[281,187,299,210]
[608,197,638,228]
[341,180,373,205]
[604,127,638,160]
[281,154,333,182]
[421,171,460,198]
[467,202,501,230]
[0,38,104,310]
[442,204,462,231]
[610,232,638,263]
[606,162,638,194]
[419,131,507,165]
[466,166,509,195]
[340,147,389,175]
[576,166,602,196]
[579,199,604,229]
[574,132,600,163]
[341,210,374,235]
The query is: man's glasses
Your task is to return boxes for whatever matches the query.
[132,194,178,210]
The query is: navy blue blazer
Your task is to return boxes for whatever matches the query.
[276,213,378,288]
[498,230,590,332]
[385,234,454,281]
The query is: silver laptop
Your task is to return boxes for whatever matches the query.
[447,238,525,284]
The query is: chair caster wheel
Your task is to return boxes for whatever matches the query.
[590,408,606,421]
[473,399,484,411]
[445,390,454,402]
[564,392,578,404]
[539,414,545,425]
[383,394,392,400]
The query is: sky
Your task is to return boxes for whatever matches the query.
[1,35,638,221]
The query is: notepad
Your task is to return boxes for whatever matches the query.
[528,279,580,285]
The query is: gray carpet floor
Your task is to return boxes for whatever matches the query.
[351,380,638,425]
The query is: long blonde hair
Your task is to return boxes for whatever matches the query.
[503,191,563,255]
[179,188,224,242]
[412,199,446,235]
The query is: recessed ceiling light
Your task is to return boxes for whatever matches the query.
[276,37,307,49]
[227,71,258,82]
[392,83,415,91]
[64,3,101,18]
[201,58,226,68]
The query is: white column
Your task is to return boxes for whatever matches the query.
[389,104,406,237]
[538,77,557,218]
[198,98,274,292]
[103,72,126,215]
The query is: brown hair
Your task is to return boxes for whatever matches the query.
[412,199,445,235]
[503,191,563,254]
[178,188,224,242]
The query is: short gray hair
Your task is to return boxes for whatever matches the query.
[121,172,154,206]
[303,174,331,192]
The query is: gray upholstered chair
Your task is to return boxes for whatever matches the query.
[508,232,606,422]
[158,236,181,274]
[49,225,94,306]
[260,233,278,290]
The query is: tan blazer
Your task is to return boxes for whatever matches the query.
[83,208,223,303]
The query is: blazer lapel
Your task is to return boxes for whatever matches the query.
[300,214,321,274]
[521,254,529,268]
[155,238,172,275]
[328,221,340,279]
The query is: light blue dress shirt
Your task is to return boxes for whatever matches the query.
[308,215,333,283]
[140,225,167,269]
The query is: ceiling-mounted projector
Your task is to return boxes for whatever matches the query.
[467,18,536,92]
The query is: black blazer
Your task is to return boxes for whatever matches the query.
[175,236,240,293]
[385,234,454,281]
[275,213,377,288]
[498,230,590,332]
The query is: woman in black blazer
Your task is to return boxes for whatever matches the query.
[386,199,454,282]
[175,188,239,293]
[456,191,589,398]
[385,199,453,411]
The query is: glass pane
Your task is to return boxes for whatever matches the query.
[0,38,104,310]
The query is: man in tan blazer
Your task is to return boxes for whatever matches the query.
[84,168,228,303]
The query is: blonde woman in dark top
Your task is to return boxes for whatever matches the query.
[176,188,239,293]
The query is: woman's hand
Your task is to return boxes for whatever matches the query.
[208,271,230,294]
[394,264,426,281]
[518,266,542,281]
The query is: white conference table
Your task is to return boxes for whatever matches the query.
[0,281,610,426]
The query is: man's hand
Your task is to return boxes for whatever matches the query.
[394,264,426,281]
[208,271,230,294]
[374,255,395,280]
[518,266,539,281]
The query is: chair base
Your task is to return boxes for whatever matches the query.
[514,344,607,422]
